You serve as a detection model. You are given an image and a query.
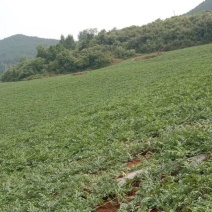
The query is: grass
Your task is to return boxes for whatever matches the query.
[0,44,211,211]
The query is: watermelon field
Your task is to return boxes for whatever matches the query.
[0,44,211,211]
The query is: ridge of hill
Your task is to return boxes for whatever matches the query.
[0,44,211,211]
[0,34,59,73]
[186,0,212,15]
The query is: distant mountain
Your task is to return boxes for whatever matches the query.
[186,0,212,15]
[0,34,59,72]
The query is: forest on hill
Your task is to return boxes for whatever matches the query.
[186,0,212,15]
[2,12,212,82]
[0,34,59,73]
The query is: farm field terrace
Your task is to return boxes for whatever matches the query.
[0,44,211,211]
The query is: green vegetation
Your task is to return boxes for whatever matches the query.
[0,34,59,73]
[186,0,212,15]
[2,12,212,82]
[0,44,211,211]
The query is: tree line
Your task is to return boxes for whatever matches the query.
[2,12,212,82]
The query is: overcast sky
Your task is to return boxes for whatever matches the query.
[0,0,203,40]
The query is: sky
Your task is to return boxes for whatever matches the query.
[0,0,203,40]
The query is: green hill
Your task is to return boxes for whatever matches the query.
[186,0,212,15]
[0,44,211,211]
[2,12,212,82]
[0,34,59,73]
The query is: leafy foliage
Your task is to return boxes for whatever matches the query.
[1,58,46,81]
[0,44,211,211]
[60,34,76,50]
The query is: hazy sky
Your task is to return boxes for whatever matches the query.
[1,0,203,40]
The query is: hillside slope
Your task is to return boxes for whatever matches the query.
[0,34,59,72]
[0,44,211,211]
[186,0,212,15]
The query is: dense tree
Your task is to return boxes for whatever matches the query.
[80,45,112,69]
[60,34,76,50]
[77,28,98,50]
[36,45,48,59]
[47,50,80,74]
[2,58,46,82]
[2,12,212,82]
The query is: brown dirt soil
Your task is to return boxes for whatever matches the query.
[132,180,140,188]
[83,188,92,194]
[96,200,120,212]
[126,149,155,168]
[126,158,141,167]
[110,58,124,66]
[134,52,164,61]
[141,149,155,157]
[126,188,137,202]
[126,180,141,202]
[72,71,87,76]
[96,150,156,211]
[160,175,169,185]
[150,208,160,212]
